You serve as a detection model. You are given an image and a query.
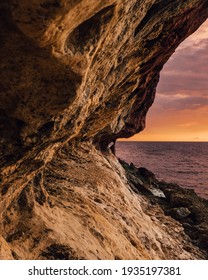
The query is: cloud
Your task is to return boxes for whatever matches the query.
[154,93,208,112]
[157,40,208,93]
[179,122,198,128]
[178,20,208,51]
[132,20,208,141]
[157,20,208,95]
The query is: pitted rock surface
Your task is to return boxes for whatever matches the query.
[0,0,207,259]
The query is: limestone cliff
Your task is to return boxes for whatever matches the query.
[0,0,207,259]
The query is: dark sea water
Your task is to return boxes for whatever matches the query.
[116,142,208,199]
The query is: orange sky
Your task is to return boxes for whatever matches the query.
[127,20,208,142]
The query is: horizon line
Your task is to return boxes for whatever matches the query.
[117,140,208,143]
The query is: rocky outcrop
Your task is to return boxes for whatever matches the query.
[0,0,208,259]
[121,161,208,257]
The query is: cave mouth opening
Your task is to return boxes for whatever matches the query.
[116,20,208,199]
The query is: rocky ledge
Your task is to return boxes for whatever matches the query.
[121,160,208,258]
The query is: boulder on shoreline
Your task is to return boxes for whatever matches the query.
[120,160,208,257]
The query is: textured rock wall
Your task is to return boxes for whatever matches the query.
[0,0,207,259]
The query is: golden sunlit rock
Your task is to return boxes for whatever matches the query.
[0,0,207,259]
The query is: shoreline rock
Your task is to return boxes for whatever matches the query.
[120,159,208,258]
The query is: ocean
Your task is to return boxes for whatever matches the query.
[116,141,208,199]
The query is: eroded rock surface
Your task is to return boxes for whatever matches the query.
[0,0,208,259]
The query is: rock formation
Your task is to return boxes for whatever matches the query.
[121,161,208,257]
[0,0,207,259]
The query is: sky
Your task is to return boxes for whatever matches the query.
[128,19,208,142]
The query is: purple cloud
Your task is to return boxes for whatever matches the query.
[154,19,208,115]
[157,38,208,94]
